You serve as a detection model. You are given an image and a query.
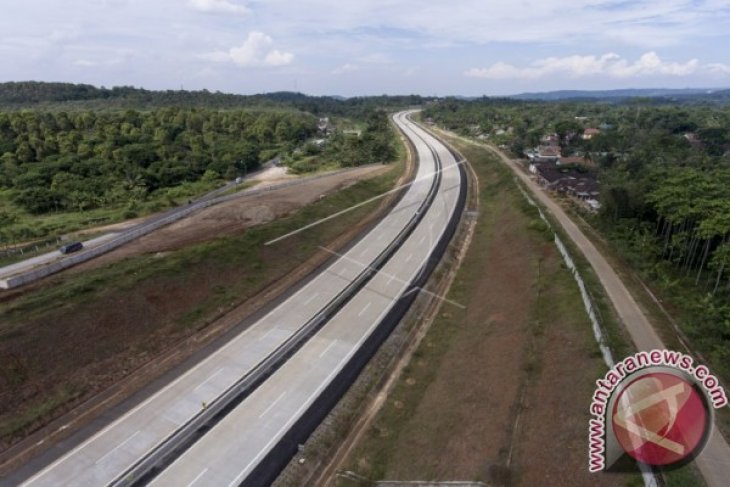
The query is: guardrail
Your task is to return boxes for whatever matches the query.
[0,166,375,290]
[110,126,441,486]
[243,119,468,487]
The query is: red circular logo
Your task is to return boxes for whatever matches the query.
[612,372,709,466]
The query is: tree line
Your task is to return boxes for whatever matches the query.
[0,108,317,214]
[424,97,730,373]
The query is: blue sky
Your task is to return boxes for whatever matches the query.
[1,0,729,96]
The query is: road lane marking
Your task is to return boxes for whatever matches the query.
[358,302,371,317]
[193,368,225,393]
[259,392,287,419]
[187,468,209,487]
[303,292,320,306]
[224,289,402,487]
[405,253,413,263]
[257,328,275,342]
[319,339,338,358]
[264,153,466,246]
[95,430,141,465]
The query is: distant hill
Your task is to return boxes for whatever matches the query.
[0,81,429,112]
[507,88,730,102]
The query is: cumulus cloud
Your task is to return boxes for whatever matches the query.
[201,32,293,67]
[188,0,249,15]
[464,52,721,79]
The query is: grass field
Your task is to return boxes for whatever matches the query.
[337,138,641,486]
[0,150,405,448]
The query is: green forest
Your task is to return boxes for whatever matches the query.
[425,98,730,375]
[0,109,317,214]
[0,83,401,246]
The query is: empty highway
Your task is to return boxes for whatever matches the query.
[19,111,465,487]
[149,112,464,486]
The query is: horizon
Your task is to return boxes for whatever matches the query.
[2,1,729,96]
[3,80,730,100]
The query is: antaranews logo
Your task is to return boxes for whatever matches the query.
[588,349,728,472]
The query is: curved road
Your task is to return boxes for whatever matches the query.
[147,112,464,486]
[19,112,464,487]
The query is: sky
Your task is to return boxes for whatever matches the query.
[1,0,730,97]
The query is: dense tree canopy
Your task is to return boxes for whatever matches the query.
[425,97,730,371]
[0,108,317,214]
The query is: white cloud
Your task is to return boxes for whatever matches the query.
[264,50,294,66]
[202,32,294,67]
[465,52,718,79]
[707,63,730,75]
[188,0,249,15]
[73,59,97,67]
[332,63,360,74]
[262,0,730,49]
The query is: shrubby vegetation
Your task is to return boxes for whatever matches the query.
[286,109,396,174]
[425,97,730,374]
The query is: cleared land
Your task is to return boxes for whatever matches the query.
[0,160,404,464]
[71,165,387,271]
[336,139,636,486]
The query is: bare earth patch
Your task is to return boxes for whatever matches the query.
[74,165,388,270]
[0,162,401,470]
[338,141,634,486]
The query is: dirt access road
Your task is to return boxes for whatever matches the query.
[444,131,730,487]
[70,165,388,273]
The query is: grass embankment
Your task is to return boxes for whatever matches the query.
[338,139,639,486]
[0,154,404,448]
[0,179,225,266]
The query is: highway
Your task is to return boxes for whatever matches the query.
[149,113,464,486]
[19,111,465,486]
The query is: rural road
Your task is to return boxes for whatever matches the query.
[16,111,464,487]
[448,132,730,487]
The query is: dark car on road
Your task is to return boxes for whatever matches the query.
[59,242,83,254]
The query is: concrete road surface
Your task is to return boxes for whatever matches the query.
[150,112,463,486]
[18,111,456,487]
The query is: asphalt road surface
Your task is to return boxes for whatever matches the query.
[19,111,463,486]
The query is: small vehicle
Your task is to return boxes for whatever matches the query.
[59,242,83,254]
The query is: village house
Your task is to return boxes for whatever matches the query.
[559,155,596,168]
[582,128,601,140]
[542,133,560,146]
[530,160,602,212]
[537,145,560,161]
